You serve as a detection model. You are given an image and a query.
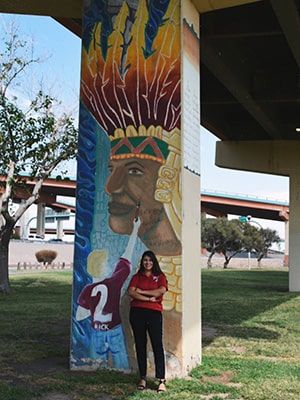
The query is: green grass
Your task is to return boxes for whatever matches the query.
[1,268,300,399]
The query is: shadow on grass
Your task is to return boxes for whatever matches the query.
[201,268,298,346]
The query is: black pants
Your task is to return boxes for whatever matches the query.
[129,307,165,380]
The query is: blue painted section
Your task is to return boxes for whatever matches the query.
[70,104,146,370]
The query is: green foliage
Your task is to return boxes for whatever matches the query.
[254,228,281,262]
[0,90,78,183]
[201,217,244,268]
[10,232,20,239]
[0,25,78,196]
[201,217,281,268]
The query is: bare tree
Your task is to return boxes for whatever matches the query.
[0,24,78,293]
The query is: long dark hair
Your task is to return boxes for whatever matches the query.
[137,250,165,276]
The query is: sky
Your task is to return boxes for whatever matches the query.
[0,13,289,239]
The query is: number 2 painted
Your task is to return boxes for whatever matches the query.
[91,284,112,322]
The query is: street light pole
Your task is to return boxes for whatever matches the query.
[239,215,262,270]
[247,215,252,270]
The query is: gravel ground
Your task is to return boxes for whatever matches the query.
[9,240,74,270]
[200,253,285,269]
[9,240,285,271]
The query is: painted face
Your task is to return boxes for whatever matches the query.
[105,157,163,235]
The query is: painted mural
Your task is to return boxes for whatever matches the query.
[70,0,182,374]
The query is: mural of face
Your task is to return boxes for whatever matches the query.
[105,157,163,237]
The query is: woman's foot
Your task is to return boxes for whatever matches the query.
[157,379,166,393]
[137,378,146,390]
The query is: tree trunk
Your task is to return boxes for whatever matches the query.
[0,229,12,293]
[223,251,239,269]
[257,253,264,268]
[223,254,229,269]
[207,252,214,269]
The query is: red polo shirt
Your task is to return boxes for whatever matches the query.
[128,272,168,311]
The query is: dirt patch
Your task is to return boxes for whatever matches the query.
[1,357,68,396]
[4,357,117,400]
[199,394,229,399]
[202,370,236,385]
[226,346,245,355]
[200,370,243,400]
[12,357,68,376]
[33,393,115,400]
[34,394,72,400]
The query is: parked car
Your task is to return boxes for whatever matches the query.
[26,234,44,241]
[48,238,63,243]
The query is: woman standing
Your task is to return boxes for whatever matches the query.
[128,250,168,393]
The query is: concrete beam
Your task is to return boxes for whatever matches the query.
[270,0,300,69]
[192,0,260,13]
[215,140,300,176]
[0,0,261,19]
[201,41,282,140]
[0,0,82,18]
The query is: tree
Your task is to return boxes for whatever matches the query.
[240,220,263,252]
[202,216,282,269]
[201,216,222,269]
[0,25,78,293]
[201,217,244,268]
[217,219,244,269]
[253,228,281,267]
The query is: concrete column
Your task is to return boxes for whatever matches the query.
[181,0,202,372]
[36,203,45,237]
[216,140,300,291]
[288,174,300,291]
[284,220,289,267]
[71,0,201,377]
[57,219,64,240]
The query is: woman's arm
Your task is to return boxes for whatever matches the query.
[128,286,152,302]
[136,286,167,298]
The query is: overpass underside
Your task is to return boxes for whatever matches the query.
[1,0,300,293]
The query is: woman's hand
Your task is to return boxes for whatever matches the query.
[135,289,157,302]
[148,296,158,303]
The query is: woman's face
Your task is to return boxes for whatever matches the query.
[105,157,163,235]
[142,255,153,272]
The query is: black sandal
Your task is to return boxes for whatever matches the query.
[157,379,166,393]
[137,378,146,390]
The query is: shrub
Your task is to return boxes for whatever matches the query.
[35,250,57,265]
